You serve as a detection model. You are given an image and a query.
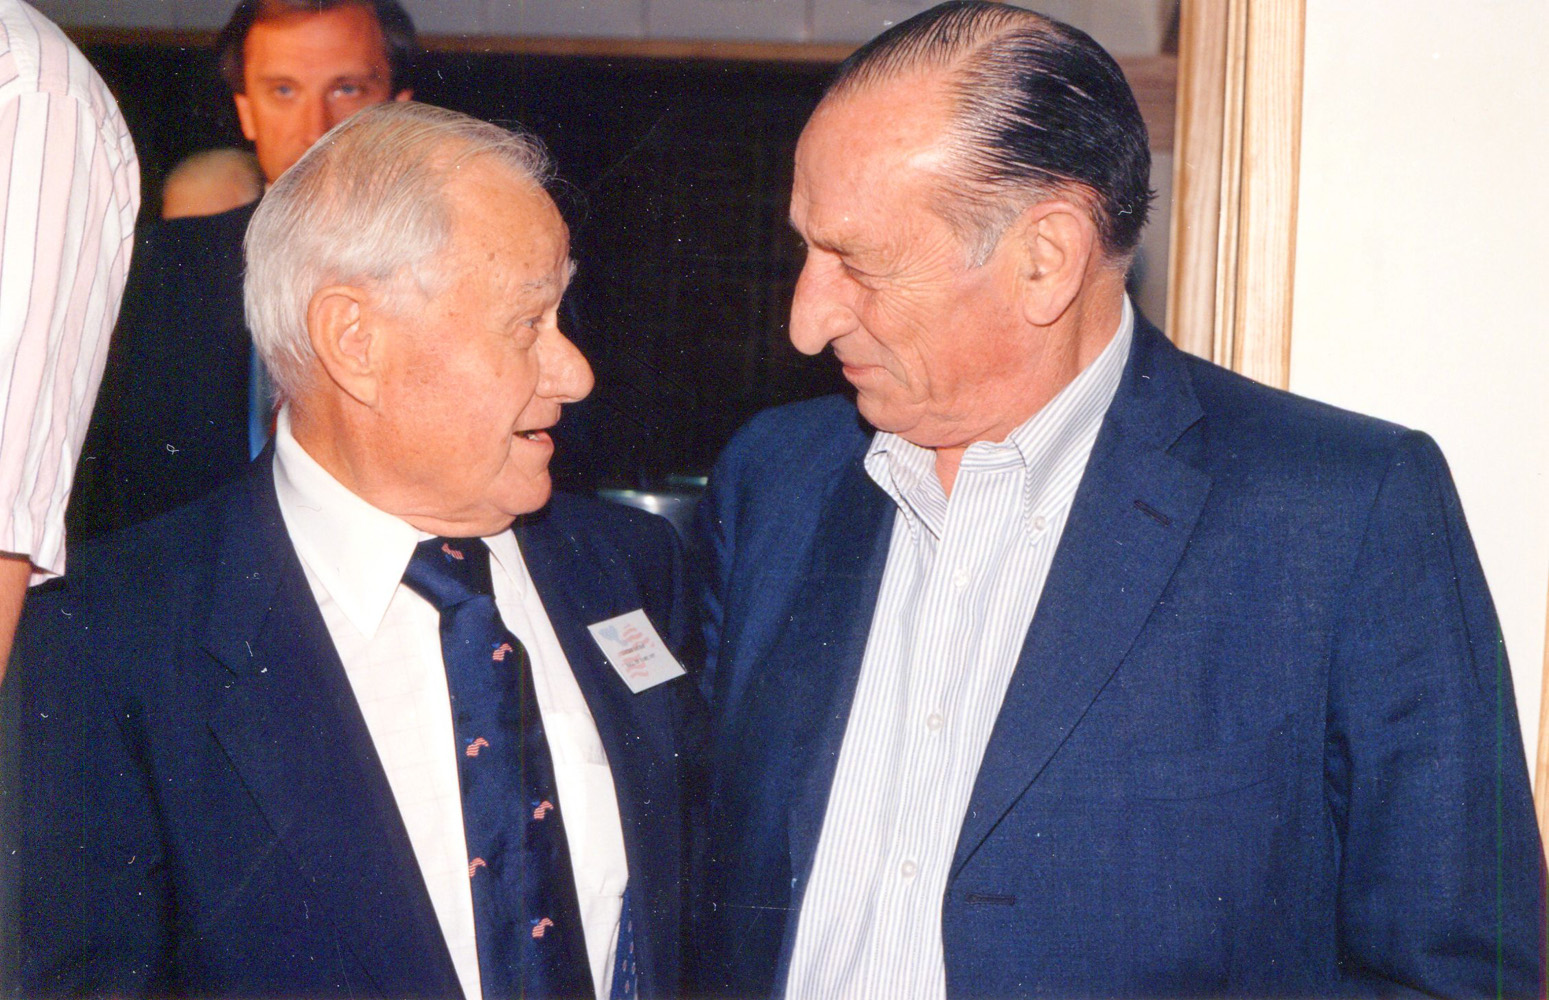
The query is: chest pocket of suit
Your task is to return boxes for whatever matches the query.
[1121,727,1281,800]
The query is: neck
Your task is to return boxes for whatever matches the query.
[930,283,1126,498]
[288,396,369,499]
[287,397,516,539]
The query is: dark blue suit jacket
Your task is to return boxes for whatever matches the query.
[3,458,705,998]
[69,202,257,542]
[693,320,1545,997]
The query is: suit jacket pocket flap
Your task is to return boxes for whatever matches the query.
[1126,728,1283,801]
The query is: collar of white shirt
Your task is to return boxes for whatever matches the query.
[865,295,1135,540]
[270,407,526,640]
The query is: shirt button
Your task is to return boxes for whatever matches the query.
[952,567,970,589]
[926,712,944,732]
[900,859,918,879]
[1032,514,1048,532]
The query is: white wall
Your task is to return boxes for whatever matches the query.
[1291,0,1549,775]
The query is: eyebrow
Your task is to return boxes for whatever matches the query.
[252,69,384,84]
[791,219,883,262]
[518,259,577,295]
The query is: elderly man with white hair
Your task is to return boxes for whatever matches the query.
[2,101,702,1000]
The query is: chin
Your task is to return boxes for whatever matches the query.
[855,396,907,435]
[498,475,554,521]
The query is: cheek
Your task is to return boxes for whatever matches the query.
[862,297,946,388]
[258,106,301,138]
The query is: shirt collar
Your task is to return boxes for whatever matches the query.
[864,295,1134,535]
[271,408,526,639]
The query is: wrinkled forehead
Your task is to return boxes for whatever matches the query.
[792,76,960,234]
[437,157,571,277]
[797,75,959,188]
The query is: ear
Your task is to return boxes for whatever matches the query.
[1005,199,1100,327]
[393,89,413,103]
[233,92,258,143]
[307,285,382,408]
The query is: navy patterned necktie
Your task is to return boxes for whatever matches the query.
[402,537,592,1000]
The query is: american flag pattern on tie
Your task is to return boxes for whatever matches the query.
[403,537,592,999]
[609,887,638,1000]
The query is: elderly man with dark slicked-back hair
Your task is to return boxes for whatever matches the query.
[692,3,1545,997]
[5,101,703,1000]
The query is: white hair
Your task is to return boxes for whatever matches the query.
[243,101,556,401]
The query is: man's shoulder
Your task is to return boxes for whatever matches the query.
[113,201,255,365]
[542,489,677,538]
[700,395,872,570]
[136,200,254,273]
[0,3,88,100]
[52,476,247,615]
[716,394,868,484]
[1174,347,1414,479]
[523,491,681,573]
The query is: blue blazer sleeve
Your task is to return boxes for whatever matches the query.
[1325,431,1543,995]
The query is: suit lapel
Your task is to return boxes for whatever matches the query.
[515,510,683,999]
[202,463,462,998]
[952,325,1213,874]
[771,457,895,901]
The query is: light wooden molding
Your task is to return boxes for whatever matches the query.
[1167,0,1305,389]
[1166,0,1228,362]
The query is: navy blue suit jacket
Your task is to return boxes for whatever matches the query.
[693,320,1545,997]
[3,458,705,998]
[70,202,257,542]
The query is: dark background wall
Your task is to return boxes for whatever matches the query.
[85,43,851,488]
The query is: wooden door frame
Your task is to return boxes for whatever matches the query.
[1166,0,1305,390]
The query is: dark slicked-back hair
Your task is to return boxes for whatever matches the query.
[828,0,1152,264]
[216,0,418,96]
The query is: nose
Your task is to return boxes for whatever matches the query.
[301,93,332,145]
[788,251,855,356]
[538,327,595,404]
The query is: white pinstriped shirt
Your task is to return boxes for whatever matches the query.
[784,298,1134,1000]
[0,0,138,580]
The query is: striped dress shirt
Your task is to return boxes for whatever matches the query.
[0,0,137,580]
[784,299,1134,1000]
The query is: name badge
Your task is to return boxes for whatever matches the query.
[588,609,687,693]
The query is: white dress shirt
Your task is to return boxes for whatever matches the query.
[272,410,627,1000]
[0,0,138,580]
[784,299,1134,1000]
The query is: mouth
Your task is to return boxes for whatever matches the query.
[839,360,881,382]
[515,427,553,444]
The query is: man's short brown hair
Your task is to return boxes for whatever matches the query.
[215,0,418,96]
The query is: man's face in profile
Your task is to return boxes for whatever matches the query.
[233,3,411,183]
[787,76,1038,454]
[357,157,595,537]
